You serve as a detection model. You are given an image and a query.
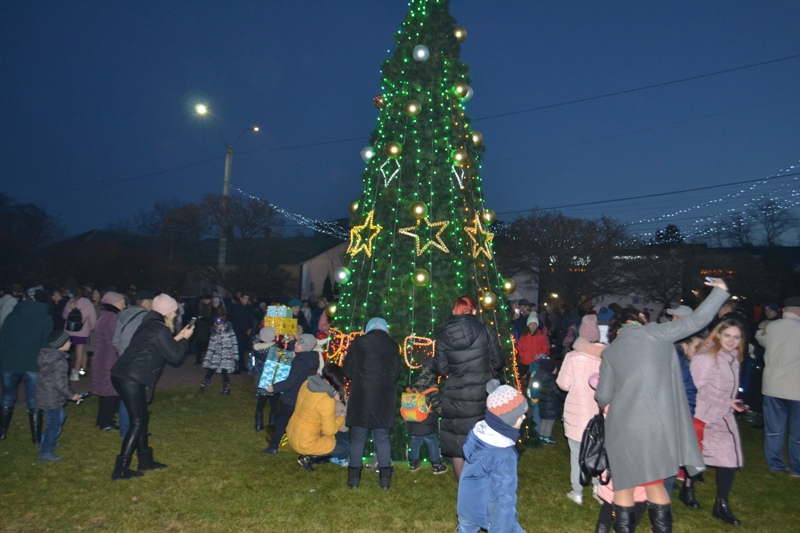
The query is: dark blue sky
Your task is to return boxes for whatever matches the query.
[3,1,800,239]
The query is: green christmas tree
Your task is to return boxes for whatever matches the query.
[331,0,534,458]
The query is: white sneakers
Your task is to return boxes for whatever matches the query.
[566,490,583,505]
[70,373,80,381]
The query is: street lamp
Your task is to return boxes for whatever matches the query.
[196,104,259,293]
[551,293,560,310]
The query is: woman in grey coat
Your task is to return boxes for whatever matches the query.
[596,278,729,533]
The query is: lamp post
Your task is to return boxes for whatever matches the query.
[196,104,259,293]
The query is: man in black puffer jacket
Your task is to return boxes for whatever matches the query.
[433,296,505,481]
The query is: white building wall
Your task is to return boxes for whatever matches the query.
[300,242,348,301]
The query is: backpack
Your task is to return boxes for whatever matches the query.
[400,387,439,422]
[65,303,84,332]
[579,413,610,486]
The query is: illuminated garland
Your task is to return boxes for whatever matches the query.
[509,333,522,393]
[380,158,402,187]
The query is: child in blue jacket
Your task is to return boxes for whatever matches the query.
[457,379,528,533]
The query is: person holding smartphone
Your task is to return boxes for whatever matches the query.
[690,318,748,527]
[109,294,194,480]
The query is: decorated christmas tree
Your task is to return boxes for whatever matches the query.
[328,0,535,458]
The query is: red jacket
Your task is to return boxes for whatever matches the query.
[517,329,550,365]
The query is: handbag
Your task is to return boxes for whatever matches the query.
[579,411,611,486]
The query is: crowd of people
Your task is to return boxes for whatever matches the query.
[1,279,799,533]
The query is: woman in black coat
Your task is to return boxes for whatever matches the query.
[109,294,194,480]
[432,296,505,481]
[342,317,401,490]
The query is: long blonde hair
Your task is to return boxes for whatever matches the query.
[698,318,745,362]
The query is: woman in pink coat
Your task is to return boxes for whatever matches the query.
[63,286,98,381]
[690,318,748,527]
[556,314,605,506]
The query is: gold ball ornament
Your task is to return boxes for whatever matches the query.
[348,199,360,215]
[412,268,430,287]
[471,131,483,146]
[453,81,470,99]
[324,302,337,318]
[480,291,498,310]
[453,26,467,42]
[404,100,421,117]
[385,142,403,158]
[451,148,468,166]
[481,208,496,225]
[501,278,517,295]
[409,201,428,220]
[373,94,385,109]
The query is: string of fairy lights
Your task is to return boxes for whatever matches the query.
[237,157,800,248]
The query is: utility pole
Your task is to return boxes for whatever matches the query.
[217,145,234,294]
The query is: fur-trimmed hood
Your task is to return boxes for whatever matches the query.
[571,337,606,358]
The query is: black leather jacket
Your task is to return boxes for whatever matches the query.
[111,311,187,388]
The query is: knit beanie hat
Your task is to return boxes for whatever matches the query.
[48,330,71,349]
[259,326,277,343]
[579,314,601,343]
[151,294,179,316]
[296,333,317,352]
[135,290,155,302]
[526,314,539,327]
[101,291,125,305]
[486,379,527,426]
[365,317,389,333]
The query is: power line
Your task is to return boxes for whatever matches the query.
[473,53,800,121]
[496,171,800,215]
[13,54,800,201]
[15,155,225,200]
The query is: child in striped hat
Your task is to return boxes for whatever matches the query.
[457,379,527,533]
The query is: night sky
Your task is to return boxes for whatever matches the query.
[3,1,800,239]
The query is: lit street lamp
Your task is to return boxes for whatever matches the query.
[196,104,259,292]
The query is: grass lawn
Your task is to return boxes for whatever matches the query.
[1,381,798,533]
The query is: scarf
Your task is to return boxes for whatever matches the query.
[483,410,520,443]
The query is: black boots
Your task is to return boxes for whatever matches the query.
[712,498,741,527]
[0,406,13,440]
[647,502,672,533]
[347,466,362,488]
[198,379,210,393]
[378,466,394,490]
[221,383,231,396]
[613,504,636,533]
[254,412,264,432]
[28,408,42,445]
[268,411,277,426]
[678,482,700,509]
[137,447,167,471]
[111,455,144,480]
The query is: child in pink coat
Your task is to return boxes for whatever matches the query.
[556,314,606,505]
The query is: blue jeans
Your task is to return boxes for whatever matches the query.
[40,407,66,455]
[350,427,392,468]
[331,432,350,459]
[118,401,130,438]
[763,395,800,474]
[1,370,38,409]
[410,433,441,463]
[530,403,541,434]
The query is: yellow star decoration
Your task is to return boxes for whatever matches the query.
[347,210,382,258]
[398,217,450,256]
[464,213,494,259]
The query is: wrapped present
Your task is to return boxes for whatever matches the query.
[262,316,298,335]
[258,347,294,389]
[267,305,292,318]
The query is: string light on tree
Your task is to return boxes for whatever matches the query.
[464,213,495,259]
[347,210,382,258]
[398,216,451,256]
